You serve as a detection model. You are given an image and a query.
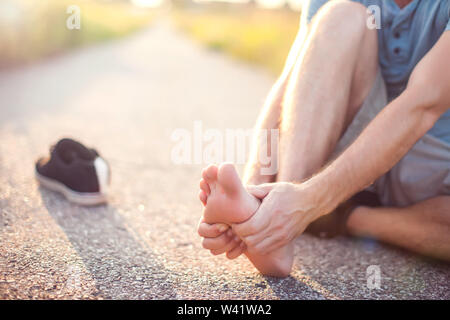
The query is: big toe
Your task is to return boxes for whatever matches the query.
[217,163,244,196]
[202,164,218,185]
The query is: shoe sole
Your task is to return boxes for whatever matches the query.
[35,170,107,206]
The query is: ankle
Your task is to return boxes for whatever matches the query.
[346,205,371,236]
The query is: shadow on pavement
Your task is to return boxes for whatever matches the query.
[39,187,177,299]
[263,274,336,300]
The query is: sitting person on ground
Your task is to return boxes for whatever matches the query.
[197,0,450,277]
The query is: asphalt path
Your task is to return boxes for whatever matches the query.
[0,21,449,299]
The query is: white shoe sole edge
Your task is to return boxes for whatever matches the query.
[35,171,108,206]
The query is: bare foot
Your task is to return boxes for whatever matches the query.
[199,163,294,277]
[201,163,260,225]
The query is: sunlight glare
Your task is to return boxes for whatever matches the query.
[256,0,286,9]
[131,0,165,8]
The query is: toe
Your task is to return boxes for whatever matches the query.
[199,179,211,196]
[217,163,243,195]
[202,164,218,185]
[199,190,207,206]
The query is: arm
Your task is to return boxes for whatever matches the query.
[197,3,320,259]
[309,31,450,216]
[233,32,450,254]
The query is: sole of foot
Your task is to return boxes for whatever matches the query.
[199,163,295,278]
[201,163,260,225]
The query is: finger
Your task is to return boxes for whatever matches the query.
[199,179,211,196]
[249,235,281,255]
[198,222,229,238]
[245,183,274,199]
[232,206,271,238]
[226,241,246,260]
[210,237,241,256]
[241,230,268,249]
[199,190,207,206]
[202,232,232,250]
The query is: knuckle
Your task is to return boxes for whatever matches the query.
[255,248,265,255]
[281,224,290,235]
[220,237,230,247]
[197,226,205,237]
[225,242,236,252]
[246,238,256,248]
[273,209,283,216]
[278,237,288,247]
[246,223,257,235]
[252,244,264,255]
[226,251,235,260]
[274,222,284,232]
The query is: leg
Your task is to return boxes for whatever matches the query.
[198,15,311,278]
[262,0,378,271]
[347,196,450,261]
[199,1,379,277]
[278,0,378,182]
[198,28,309,277]
[243,20,308,185]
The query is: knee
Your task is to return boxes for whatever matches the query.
[313,0,369,40]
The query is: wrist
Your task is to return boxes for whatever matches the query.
[299,173,343,220]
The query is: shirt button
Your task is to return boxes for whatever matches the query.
[394,32,401,38]
[394,47,401,54]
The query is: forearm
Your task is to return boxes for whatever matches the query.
[305,88,443,217]
[307,32,450,216]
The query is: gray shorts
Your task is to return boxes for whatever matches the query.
[332,70,450,207]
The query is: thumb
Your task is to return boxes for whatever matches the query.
[245,183,274,200]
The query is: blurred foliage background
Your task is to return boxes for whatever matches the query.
[0,0,155,68]
[0,0,302,73]
[173,3,300,74]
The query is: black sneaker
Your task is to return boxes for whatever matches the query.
[35,138,110,206]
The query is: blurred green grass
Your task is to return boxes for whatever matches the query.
[172,5,300,74]
[0,0,154,68]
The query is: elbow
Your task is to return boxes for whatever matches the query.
[403,82,446,131]
[406,70,449,121]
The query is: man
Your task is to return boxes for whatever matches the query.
[198,0,450,277]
